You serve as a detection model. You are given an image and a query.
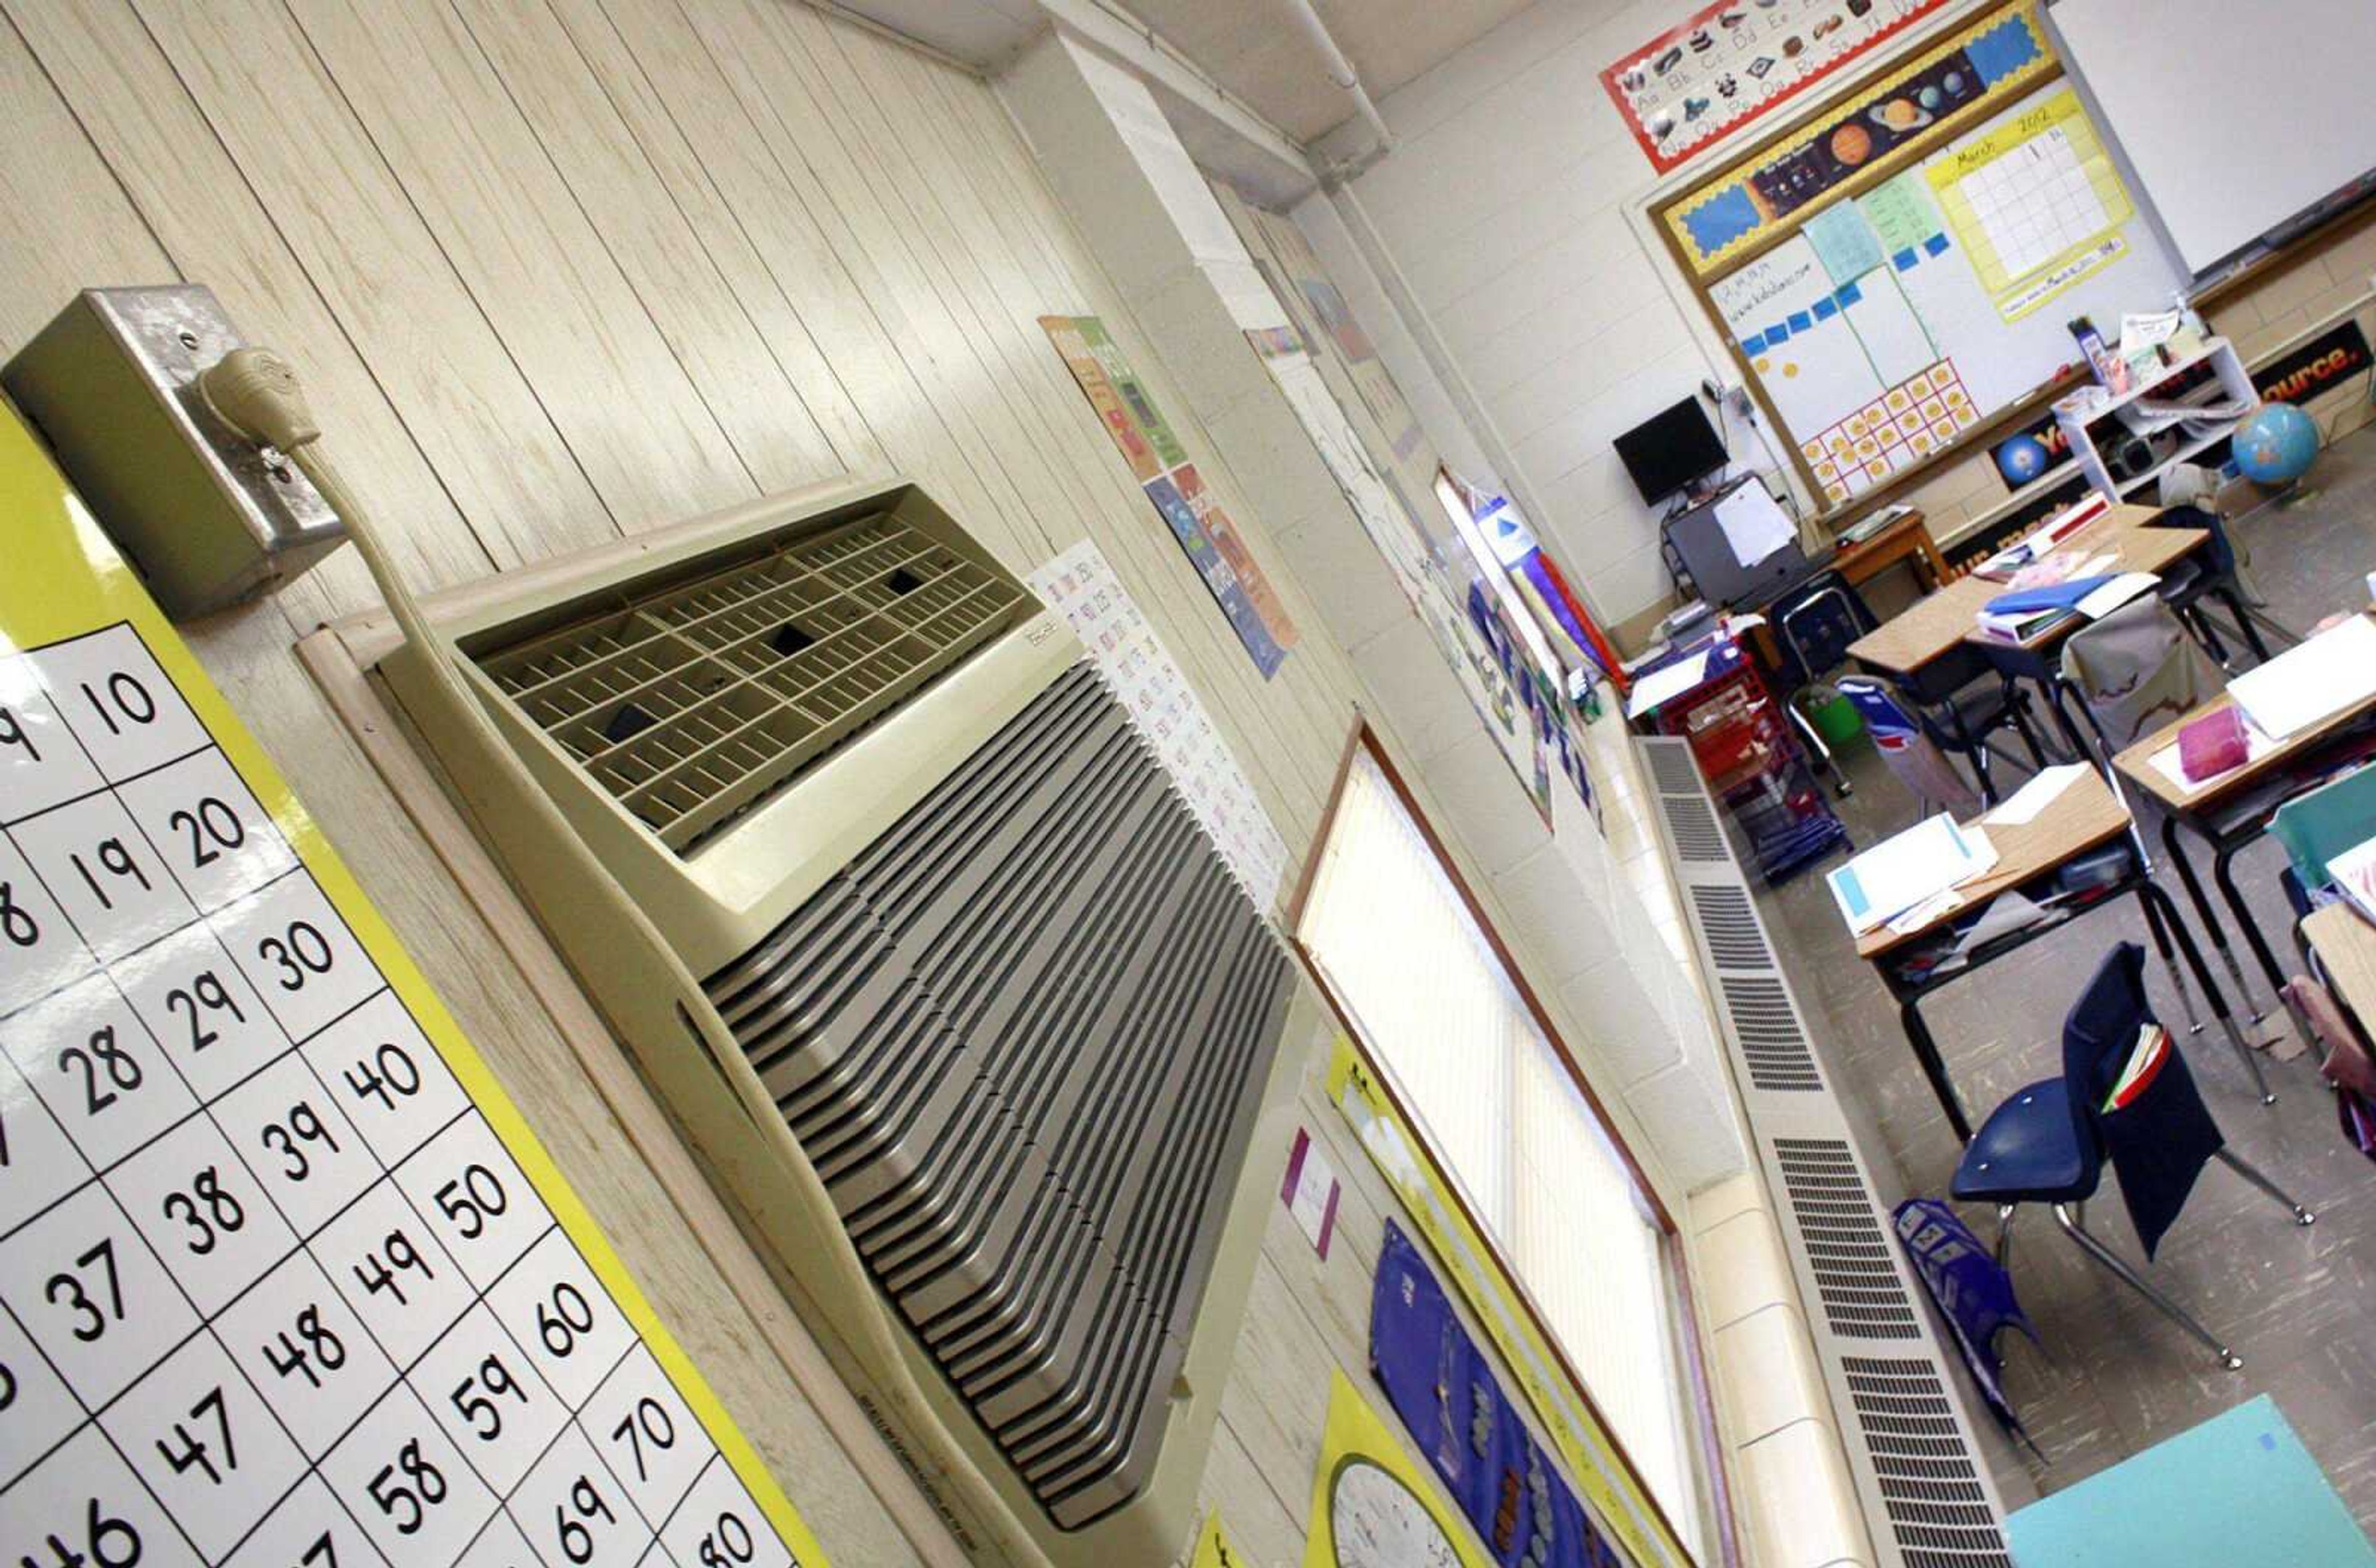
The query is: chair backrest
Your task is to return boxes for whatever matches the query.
[1772,571,1874,689]
[2151,502,2238,577]
[2270,762,2376,892]
[2061,942,2224,1257]
[1837,674,1981,814]
[2059,597,2216,749]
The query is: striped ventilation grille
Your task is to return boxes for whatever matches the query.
[701,665,1291,1528]
[1646,739,1704,794]
[478,512,1028,853]
[1841,1358,2018,1567]
[1661,793,1728,863]
[1716,975,1822,1092]
[1689,884,1773,969]
[1641,734,2010,1566]
[1773,1139,1922,1340]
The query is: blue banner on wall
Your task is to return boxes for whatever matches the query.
[1371,1218,1622,1567]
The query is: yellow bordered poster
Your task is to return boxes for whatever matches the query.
[1924,88,2135,316]
[1306,1372,1492,1568]
[1327,1035,1692,1568]
[1189,1508,1246,1568]
[0,405,828,1565]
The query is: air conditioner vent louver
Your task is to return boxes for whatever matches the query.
[1716,975,1822,1092]
[1689,884,1773,970]
[1773,1138,1922,1339]
[1842,1358,2018,1567]
[477,511,1028,853]
[702,665,1291,1529]
[1646,739,1704,794]
[1661,793,1728,863]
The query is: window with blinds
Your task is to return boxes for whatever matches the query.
[1299,745,1703,1554]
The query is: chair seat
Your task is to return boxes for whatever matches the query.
[1930,678,2010,738]
[2156,559,2211,601]
[1951,1078,2100,1203]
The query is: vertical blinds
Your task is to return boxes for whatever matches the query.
[1301,750,1698,1551]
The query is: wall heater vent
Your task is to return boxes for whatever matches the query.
[1690,884,1775,970]
[372,479,1307,1565]
[1661,792,1729,863]
[1641,734,2012,1568]
[1716,975,1822,1092]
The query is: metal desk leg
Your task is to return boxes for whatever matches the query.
[2137,876,2207,1036]
[2039,674,2100,769]
[2141,878,2273,1104]
[2213,834,2291,1000]
[2161,812,2271,1020]
[1899,992,1974,1142]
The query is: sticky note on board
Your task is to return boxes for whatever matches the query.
[1788,310,1813,332]
[1813,298,1839,321]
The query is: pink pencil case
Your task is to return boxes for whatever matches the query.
[2178,707,2249,782]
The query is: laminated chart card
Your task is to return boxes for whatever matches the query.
[0,416,829,1566]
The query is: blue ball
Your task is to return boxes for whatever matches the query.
[2233,401,2320,484]
[1995,433,2051,485]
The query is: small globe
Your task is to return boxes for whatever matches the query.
[1995,433,2051,485]
[2233,401,2320,484]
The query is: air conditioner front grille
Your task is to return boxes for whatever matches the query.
[478,512,1029,852]
[702,665,1291,1528]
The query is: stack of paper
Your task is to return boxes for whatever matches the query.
[1985,764,2089,826]
[1978,496,2113,579]
[2328,836,2376,928]
[2103,1022,2172,1113]
[1827,814,2000,936]
[2227,615,2376,741]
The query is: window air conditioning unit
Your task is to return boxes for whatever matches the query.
[368,476,1308,1563]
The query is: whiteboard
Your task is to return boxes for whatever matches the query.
[2049,0,2376,273]
[1716,82,2186,505]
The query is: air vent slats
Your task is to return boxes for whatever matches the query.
[478,511,1030,852]
[1717,974,1822,1092]
[700,670,1289,1530]
[1661,793,1728,863]
[1773,1139,1922,1340]
[1843,1358,2020,1566]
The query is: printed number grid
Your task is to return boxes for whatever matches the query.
[0,625,791,1568]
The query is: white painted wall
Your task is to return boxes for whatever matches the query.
[1324,0,1776,627]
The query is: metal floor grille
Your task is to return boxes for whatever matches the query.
[1773,1139,1922,1340]
[1841,1358,2018,1567]
[478,513,1028,852]
[700,665,1290,1529]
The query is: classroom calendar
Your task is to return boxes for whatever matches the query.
[0,415,829,1567]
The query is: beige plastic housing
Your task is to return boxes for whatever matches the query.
[371,476,1308,1566]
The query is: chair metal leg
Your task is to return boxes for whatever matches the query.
[2051,1203,2243,1371]
[2212,1147,2315,1226]
[2140,877,2271,1103]
[2213,587,2272,664]
[1995,1204,2018,1270]
[2140,881,2207,1036]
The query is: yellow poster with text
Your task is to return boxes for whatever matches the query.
[0,403,831,1564]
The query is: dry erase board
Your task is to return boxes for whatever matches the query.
[1655,0,2185,512]
[0,413,828,1566]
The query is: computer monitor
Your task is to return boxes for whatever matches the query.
[1614,396,1728,505]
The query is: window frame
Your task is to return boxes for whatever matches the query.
[1287,720,1740,1568]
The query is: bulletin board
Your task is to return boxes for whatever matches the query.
[1653,0,2187,514]
[0,410,829,1566]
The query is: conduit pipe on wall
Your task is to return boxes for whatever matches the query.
[1275,0,1395,184]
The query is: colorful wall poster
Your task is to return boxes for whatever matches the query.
[0,408,830,1568]
[1603,0,1955,175]
[1327,1037,1693,1568]
[1026,540,1291,912]
[1372,1220,1614,1567]
[1042,315,1298,678]
[1306,1372,1494,1568]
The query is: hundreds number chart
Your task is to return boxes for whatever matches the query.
[0,415,829,1567]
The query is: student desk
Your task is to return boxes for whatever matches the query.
[2114,628,2376,1005]
[1847,506,2207,763]
[1853,768,2260,1140]
[2304,904,2376,1040]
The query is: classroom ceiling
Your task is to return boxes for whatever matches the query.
[834,0,1535,143]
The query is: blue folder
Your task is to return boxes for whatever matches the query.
[1984,575,2116,615]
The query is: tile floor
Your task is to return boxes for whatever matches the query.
[1752,421,2376,1525]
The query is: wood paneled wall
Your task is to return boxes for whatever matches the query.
[0,2,1420,1560]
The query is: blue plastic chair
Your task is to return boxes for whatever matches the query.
[2147,503,2301,669]
[1949,943,2312,1369]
